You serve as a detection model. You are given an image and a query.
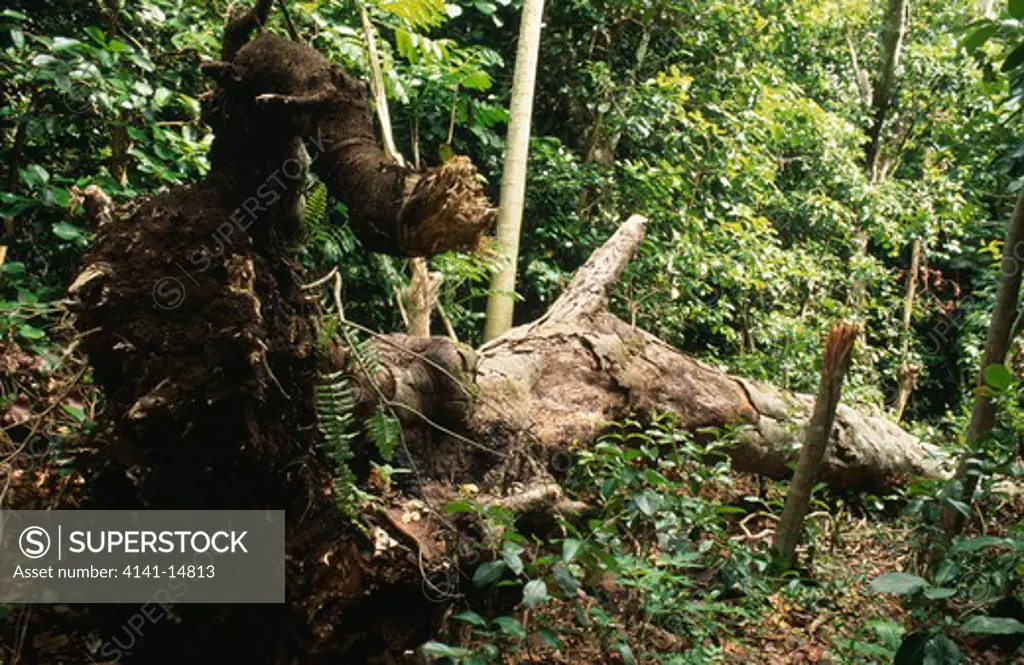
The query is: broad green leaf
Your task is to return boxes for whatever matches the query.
[521,579,548,608]
[31,54,58,68]
[634,492,656,516]
[538,626,562,649]
[850,641,897,658]
[452,610,487,626]
[1003,42,1024,72]
[492,615,526,639]
[934,560,959,585]
[963,23,998,53]
[924,633,961,665]
[20,164,50,188]
[982,363,1014,391]
[472,560,506,588]
[443,500,476,513]
[869,619,905,646]
[53,222,85,241]
[18,324,46,340]
[106,39,132,53]
[502,549,524,576]
[960,616,1024,635]
[562,538,582,562]
[870,572,928,596]
[16,288,37,304]
[51,37,82,51]
[923,587,957,600]
[419,641,475,658]
[462,71,492,90]
[551,562,579,594]
[1011,0,1024,19]
[951,535,1010,553]
[894,631,929,665]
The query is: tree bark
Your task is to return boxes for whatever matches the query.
[936,189,1024,545]
[350,216,946,495]
[405,257,441,337]
[483,0,547,340]
[864,0,910,181]
[849,0,910,307]
[892,237,922,420]
[773,322,860,571]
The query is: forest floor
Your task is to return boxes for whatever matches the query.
[450,470,1023,665]
[2,338,1023,664]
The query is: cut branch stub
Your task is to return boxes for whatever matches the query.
[545,214,647,323]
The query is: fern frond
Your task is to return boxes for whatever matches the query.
[305,181,328,227]
[366,405,400,462]
[316,368,360,515]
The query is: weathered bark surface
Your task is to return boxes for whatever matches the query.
[206,33,494,257]
[364,216,946,496]
[864,0,910,180]
[938,188,1024,543]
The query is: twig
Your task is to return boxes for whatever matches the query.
[301,266,338,290]
[276,0,299,41]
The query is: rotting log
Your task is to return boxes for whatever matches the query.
[351,215,947,498]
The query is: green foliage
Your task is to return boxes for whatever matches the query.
[315,367,360,515]
[869,529,1024,663]
[3,0,1024,659]
[365,405,400,462]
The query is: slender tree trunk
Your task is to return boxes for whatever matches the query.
[864,0,910,181]
[773,322,861,571]
[850,0,910,307]
[936,190,1024,545]
[483,0,546,341]
[892,237,922,420]
[845,29,873,107]
[359,1,400,163]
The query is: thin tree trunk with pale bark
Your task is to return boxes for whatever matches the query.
[483,0,546,341]
[773,322,861,571]
[864,0,910,181]
[359,4,439,336]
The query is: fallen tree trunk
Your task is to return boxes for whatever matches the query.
[351,215,947,496]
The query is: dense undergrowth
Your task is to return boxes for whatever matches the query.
[419,418,1023,664]
[2,0,1024,662]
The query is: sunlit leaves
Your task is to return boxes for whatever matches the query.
[377,0,447,29]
